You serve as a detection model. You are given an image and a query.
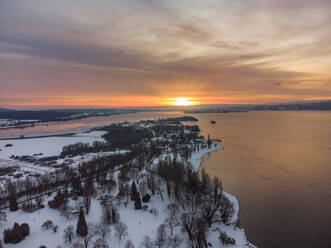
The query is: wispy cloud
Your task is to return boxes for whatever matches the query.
[0,0,331,107]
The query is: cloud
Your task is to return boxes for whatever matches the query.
[0,0,331,107]
[170,24,211,42]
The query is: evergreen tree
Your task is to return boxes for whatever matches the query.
[76,209,88,237]
[111,207,119,224]
[201,168,210,191]
[134,192,142,210]
[72,177,82,195]
[104,208,111,225]
[9,194,18,212]
[130,181,138,201]
[166,181,171,198]
[207,134,211,147]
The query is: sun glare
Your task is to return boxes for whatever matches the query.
[173,97,194,106]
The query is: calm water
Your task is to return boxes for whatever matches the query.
[198,111,331,248]
[1,111,330,247]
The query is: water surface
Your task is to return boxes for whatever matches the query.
[198,111,331,248]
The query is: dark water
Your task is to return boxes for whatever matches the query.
[1,111,330,247]
[197,111,331,248]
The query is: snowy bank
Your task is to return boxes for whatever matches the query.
[189,144,222,171]
[189,143,257,248]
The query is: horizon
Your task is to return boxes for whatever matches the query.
[1,0,331,108]
[1,98,331,111]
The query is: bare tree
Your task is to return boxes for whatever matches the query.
[63,225,74,244]
[192,219,207,248]
[83,223,97,248]
[60,204,75,219]
[95,223,111,239]
[140,236,154,248]
[164,204,179,236]
[115,222,128,242]
[181,213,194,241]
[72,241,84,248]
[0,211,7,226]
[124,239,135,248]
[93,238,109,248]
[155,178,164,201]
[155,224,167,248]
[202,197,221,228]
[149,207,159,219]
[139,180,148,196]
[168,235,182,248]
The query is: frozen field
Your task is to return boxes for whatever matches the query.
[0,131,106,159]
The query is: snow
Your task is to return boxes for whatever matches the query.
[189,144,222,170]
[0,131,106,159]
[56,150,130,169]
[0,129,256,248]
[0,119,39,129]
[1,175,256,248]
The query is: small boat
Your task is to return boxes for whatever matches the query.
[210,120,216,124]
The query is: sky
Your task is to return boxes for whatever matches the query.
[0,0,331,108]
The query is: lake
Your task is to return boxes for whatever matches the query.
[1,111,330,248]
[197,111,331,248]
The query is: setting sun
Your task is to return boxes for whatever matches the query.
[173,97,194,106]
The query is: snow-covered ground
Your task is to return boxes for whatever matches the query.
[189,144,222,170]
[0,131,106,159]
[0,124,256,248]
[0,119,39,129]
[0,131,107,183]
[1,144,256,248]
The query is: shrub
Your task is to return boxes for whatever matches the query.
[219,231,235,245]
[3,222,30,244]
[22,201,41,213]
[41,220,53,230]
[142,194,151,203]
[21,223,30,236]
[48,193,66,209]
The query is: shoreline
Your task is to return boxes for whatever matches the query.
[193,144,257,248]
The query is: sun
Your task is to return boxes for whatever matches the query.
[173,97,194,106]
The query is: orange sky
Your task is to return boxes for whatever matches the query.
[1,0,331,108]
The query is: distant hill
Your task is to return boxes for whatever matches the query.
[0,108,15,113]
[250,100,331,111]
[185,100,331,113]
